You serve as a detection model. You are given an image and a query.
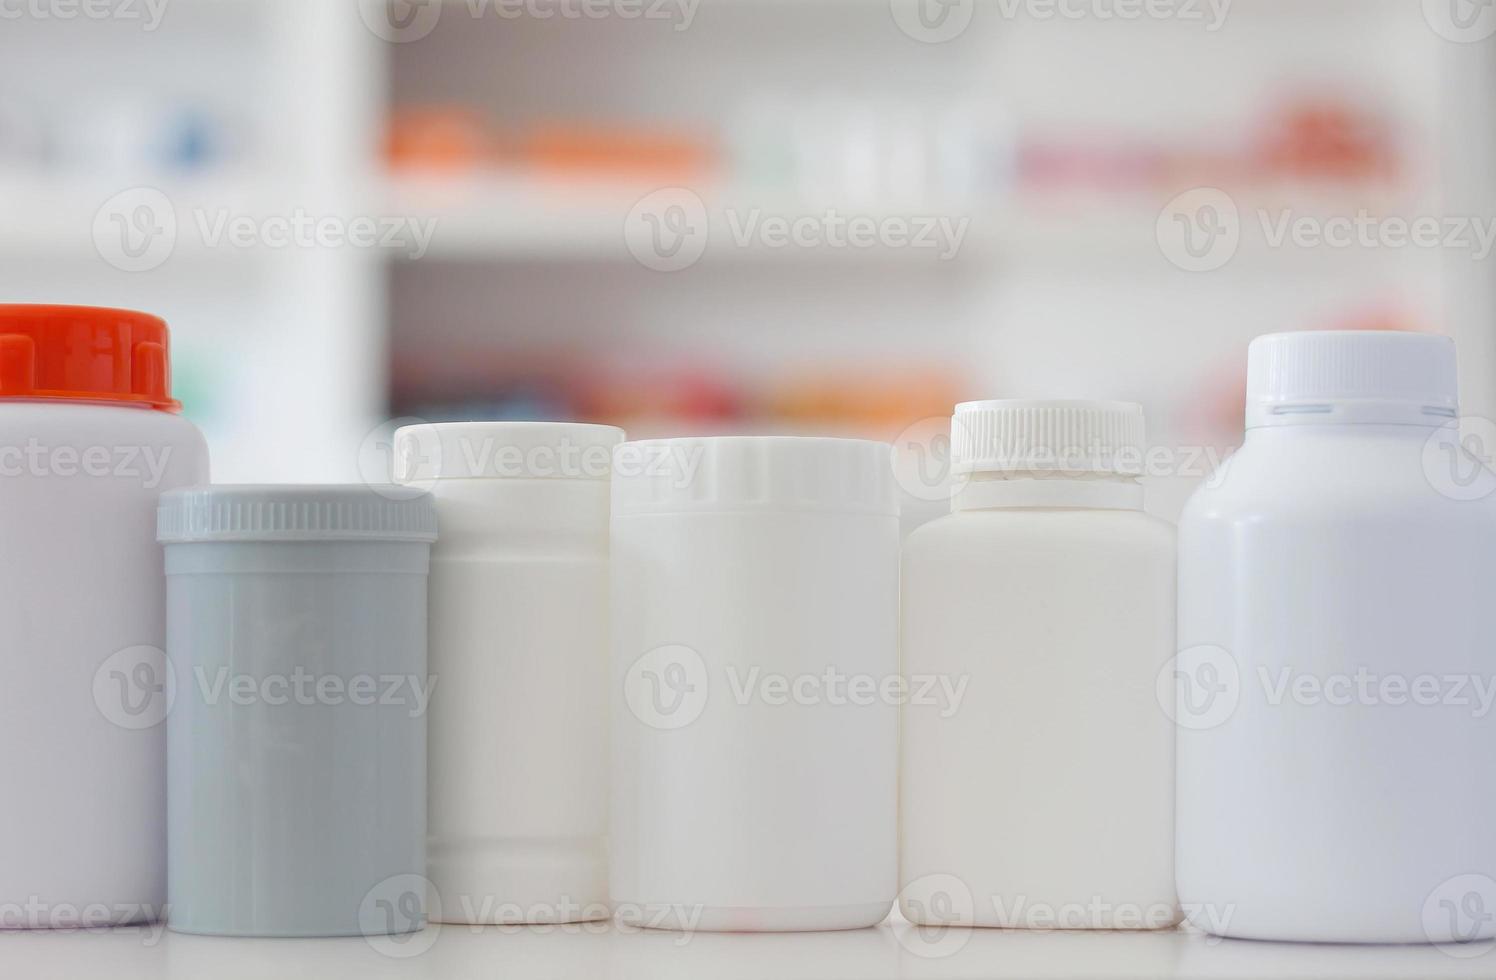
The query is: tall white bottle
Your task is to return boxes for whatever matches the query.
[395,421,624,924]
[1176,331,1496,944]
[610,436,900,932]
[900,400,1179,930]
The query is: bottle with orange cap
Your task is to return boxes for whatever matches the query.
[0,305,208,928]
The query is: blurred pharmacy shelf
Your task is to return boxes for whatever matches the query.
[0,0,1492,509]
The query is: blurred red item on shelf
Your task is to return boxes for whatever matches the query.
[1257,101,1399,182]
[521,122,717,180]
[387,107,493,172]
[767,367,963,432]
[577,366,743,425]
[1019,140,1169,193]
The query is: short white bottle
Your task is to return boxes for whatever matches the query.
[1176,331,1496,944]
[900,400,1179,930]
[395,421,625,925]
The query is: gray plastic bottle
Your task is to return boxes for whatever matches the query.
[157,484,437,938]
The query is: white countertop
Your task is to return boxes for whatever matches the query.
[4,916,1494,980]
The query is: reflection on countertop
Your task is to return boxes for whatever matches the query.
[3,914,1494,980]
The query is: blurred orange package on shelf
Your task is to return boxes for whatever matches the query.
[387,107,493,172]
[521,123,716,180]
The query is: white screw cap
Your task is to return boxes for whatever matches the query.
[1246,331,1457,428]
[950,400,1146,476]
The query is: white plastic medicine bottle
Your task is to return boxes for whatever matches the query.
[1176,331,1496,944]
[611,436,900,932]
[395,421,624,925]
[0,305,209,927]
[900,400,1179,931]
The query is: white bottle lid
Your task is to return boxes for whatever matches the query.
[1246,330,1458,428]
[950,400,1146,476]
[393,421,625,483]
[612,436,899,516]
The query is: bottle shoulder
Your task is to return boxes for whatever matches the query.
[907,507,1174,561]
[1181,427,1496,529]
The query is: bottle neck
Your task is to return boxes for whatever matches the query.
[1244,417,1449,444]
[952,471,1144,512]
[1246,399,1456,429]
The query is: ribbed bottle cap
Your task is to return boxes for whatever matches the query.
[158,485,438,543]
[393,421,625,483]
[950,400,1146,476]
[612,436,899,516]
[1246,331,1458,428]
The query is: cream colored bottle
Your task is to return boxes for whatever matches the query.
[899,400,1178,930]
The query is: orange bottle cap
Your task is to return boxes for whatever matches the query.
[0,304,180,411]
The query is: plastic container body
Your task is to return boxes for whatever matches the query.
[900,476,1178,930]
[1177,422,1496,943]
[395,421,623,925]
[160,486,435,938]
[0,401,207,928]
[610,437,899,932]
